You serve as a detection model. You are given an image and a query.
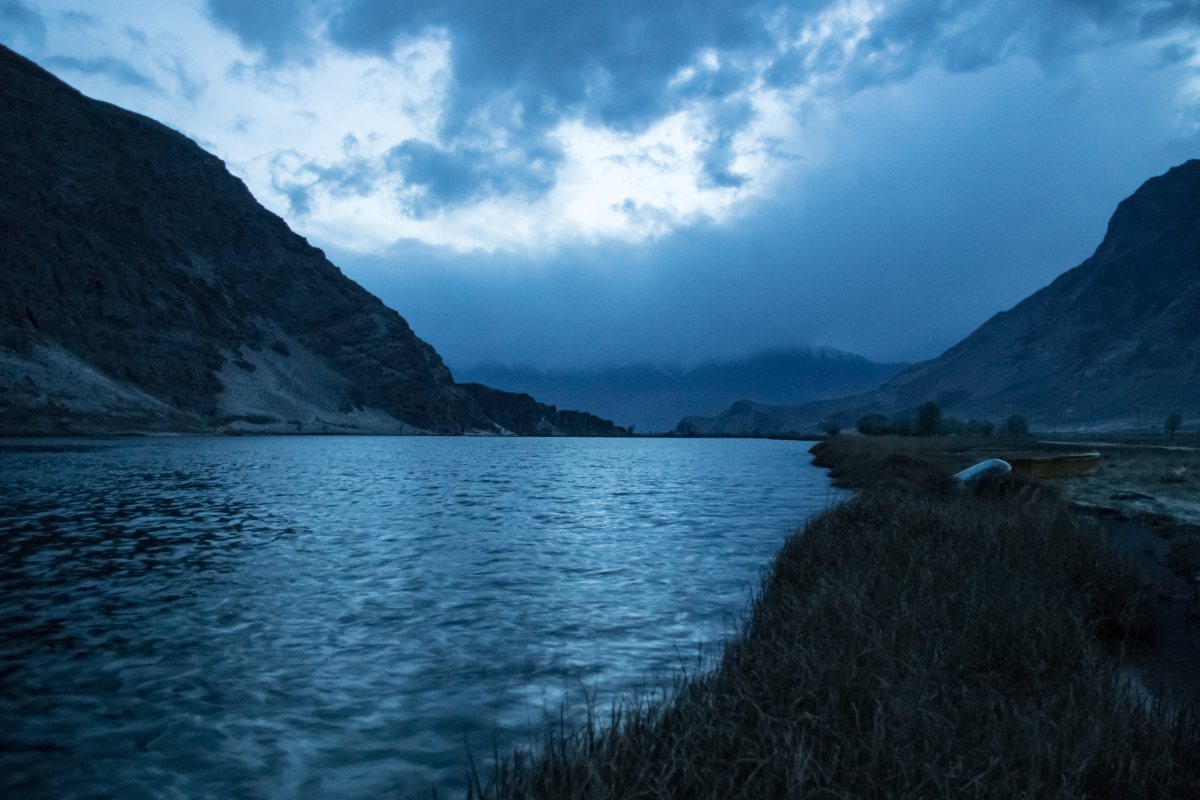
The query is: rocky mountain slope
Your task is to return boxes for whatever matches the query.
[457,347,906,432]
[682,160,1200,435]
[459,383,632,436]
[0,45,624,436]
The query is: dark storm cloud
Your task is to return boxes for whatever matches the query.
[122,25,148,45]
[1140,1,1200,36]
[59,10,101,29]
[206,0,319,63]
[386,138,561,214]
[205,0,795,205]
[43,53,163,93]
[202,0,1200,212]
[0,0,46,49]
[315,157,379,197]
[336,51,1198,369]
[698,98,756,188]
[699,131,748,189]
[164,54,207,102]
[1157,41,1197,64]
[790,1,1190,92]
[276,181,314,217]
[6,0,1194,373]
[385,141,479,214]
[2,6,204,102]
[846,1,1095,80]
[267,143,382,217]
[323,0,778,209]
[324,0,774,127]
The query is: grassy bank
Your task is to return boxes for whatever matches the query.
[479,437,1200,798]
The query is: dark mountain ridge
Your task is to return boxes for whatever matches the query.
[0,45,624,437]
[682,159,1200,435]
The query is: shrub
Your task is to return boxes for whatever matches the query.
[1003,414,1030,437]
[1165,412,1183,437]
[856,413,890,436]
[1167,538,1200,579]
[916,401,942,436]
[966,419,995,436]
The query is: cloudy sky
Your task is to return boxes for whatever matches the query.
[3,1,1199,369]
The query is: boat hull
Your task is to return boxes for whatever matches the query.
[1009,452,1101,478]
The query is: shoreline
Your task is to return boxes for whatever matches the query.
[478,435,1200,798]
[810,436,1200,693]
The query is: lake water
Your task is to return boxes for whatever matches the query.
[0,436,837,798]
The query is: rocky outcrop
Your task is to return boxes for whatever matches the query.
[867,158,1200,428]
[0,45,619,436]
[461,384,628,436]
[676,400,813,437]
[681,160,1200,434]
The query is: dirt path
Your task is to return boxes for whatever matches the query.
[1038,439,1199,453]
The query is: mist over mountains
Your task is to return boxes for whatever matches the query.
[457,347,906,432]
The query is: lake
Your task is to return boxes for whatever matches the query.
[0,436,838,798]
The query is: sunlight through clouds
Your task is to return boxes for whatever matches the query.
[6,0,1199,266]
[251,38,812,253]
[4,0,861,254]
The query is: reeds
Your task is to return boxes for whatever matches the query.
[478,442,1200,798]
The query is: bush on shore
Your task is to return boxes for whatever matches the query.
[482,441,1199,798]
[856,406,999,438]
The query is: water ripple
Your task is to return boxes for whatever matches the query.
[0,436,839,798]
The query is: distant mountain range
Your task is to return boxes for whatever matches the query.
[683,159,1200,435]
[0,45,623,437]
[455,347,908,432]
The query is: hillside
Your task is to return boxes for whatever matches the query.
[0,45,624,437]
[457,347,906,432]
[682,160,1200,435]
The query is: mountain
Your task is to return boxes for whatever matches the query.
[682,159,1200,435]
[455,346,907,432]
[0,45,624,437]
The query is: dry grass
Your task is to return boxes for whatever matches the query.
[1167,538,1200,582]
[808,435,973,491]
[477,441,1200,799]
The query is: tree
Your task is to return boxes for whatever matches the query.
[916,401,942,436]
[967,419,995,436]
[1165,412,1183,437]
[856,413,890,436]
[820,420,842,437]
[1003,414,1029,438]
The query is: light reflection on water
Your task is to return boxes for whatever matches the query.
[0,436,839,798]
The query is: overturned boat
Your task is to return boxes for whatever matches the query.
[1008,451,1101,478]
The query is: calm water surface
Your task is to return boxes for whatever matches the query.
[0,436,837,798]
